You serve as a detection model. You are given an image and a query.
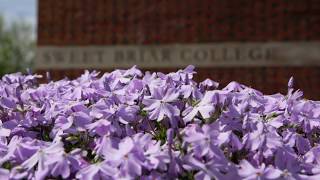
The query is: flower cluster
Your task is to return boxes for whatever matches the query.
[0,66,320,180]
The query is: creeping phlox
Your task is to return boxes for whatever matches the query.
[0,66,319,180]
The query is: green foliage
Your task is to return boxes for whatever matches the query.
[2,161,12,170]
[154,122,167,145]
[0,15,35,76]
[179,171,195,180]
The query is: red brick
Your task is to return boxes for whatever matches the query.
[37,0,320,99]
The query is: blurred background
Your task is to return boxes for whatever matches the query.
[0,0,320,98]
[0,0,35,75]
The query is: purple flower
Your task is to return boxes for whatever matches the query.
[47,149,82,178]
[238,160,282,180]
[0,67,319,179]
[133,133,170,171]
[141,171,164,180]
[217,130,243,150]
[199,78,219,91]
[244,122,282,153]
[296,135,311,155]
[102,136,144,178]
[0,136,39,165]
[183,124,233,158]
[117,105,141,124]
[11,140,64,179]
[291,101,320,133]
[76,161,117,180]
[0,168,9,180]
[143,87,180,121]
[85,119,113,136]
[0,97,16,109]
[182,91,216,123]
[179,84,202,100]
[288,76,294,90]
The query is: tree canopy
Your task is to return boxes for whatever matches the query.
[0,16,35,75]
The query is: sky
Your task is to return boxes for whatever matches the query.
[0,0,36,28]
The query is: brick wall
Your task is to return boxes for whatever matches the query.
[37,0,320,99]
